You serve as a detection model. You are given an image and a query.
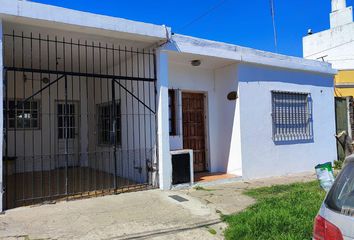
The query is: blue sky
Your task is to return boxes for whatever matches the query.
[31,0,354,57]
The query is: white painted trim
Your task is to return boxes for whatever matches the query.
[203,92,211,172]
[156,49,172,190]
[0,19,3,212]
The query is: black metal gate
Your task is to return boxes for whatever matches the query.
[2,30,157,209]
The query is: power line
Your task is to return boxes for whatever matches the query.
[178,0,229,31]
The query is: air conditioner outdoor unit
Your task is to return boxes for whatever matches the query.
[171,149,194,185]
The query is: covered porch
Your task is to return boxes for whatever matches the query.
[160,35,243,188]
[0,9,165,209]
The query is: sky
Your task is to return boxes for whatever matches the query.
[31,0,354,57]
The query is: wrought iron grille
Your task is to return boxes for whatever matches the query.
[271,91,313,142]
[2,29,158,209]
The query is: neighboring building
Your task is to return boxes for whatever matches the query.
[303,0,354,158]
[0,0,337,211]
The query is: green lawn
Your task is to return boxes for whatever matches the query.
[222,181,326,240]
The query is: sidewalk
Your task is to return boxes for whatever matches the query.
[0,172,316,240]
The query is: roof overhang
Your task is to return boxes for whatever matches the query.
[164,34,337,75]
[0,0,169,43]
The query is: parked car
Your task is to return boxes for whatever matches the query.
[313,155,354,240]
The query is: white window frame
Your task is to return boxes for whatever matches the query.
[5,99,40,130]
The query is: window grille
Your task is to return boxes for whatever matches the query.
[57,103,76,139]
[97,102,121,146]
[271,91,313,142]
[5,99,40,129]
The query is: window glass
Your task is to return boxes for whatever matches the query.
[168,90,176,136]
[6,99,40,129]
[97,102,121,146]
[57,103,75,139]
[326,162,354,216]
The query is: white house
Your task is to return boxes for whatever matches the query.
[0,0,337,211]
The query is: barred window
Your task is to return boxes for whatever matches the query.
[97,102,121,146]
[57,103,76,139]
[271,91,313,142]
[5,99,40,129]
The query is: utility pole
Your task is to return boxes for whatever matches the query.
[270,0,278,52]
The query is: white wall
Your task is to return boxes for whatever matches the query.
[168,61,214,172]
[303,2,354,70]
[303,22,354,70]
[156,50,171,190]
[237,63,337,179]
[330,6,353,28]
[168,60,241,174]
[214,64,242,175]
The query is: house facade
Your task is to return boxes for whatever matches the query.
[303,0,354,159]
[0,0,337,211]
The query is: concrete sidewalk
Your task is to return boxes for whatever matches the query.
[0,172,316,240]
[0,190,224,240]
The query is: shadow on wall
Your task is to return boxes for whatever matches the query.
[238,64,334,88]
[213,65,240,173]
[225,97,238,171]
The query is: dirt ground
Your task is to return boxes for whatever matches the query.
[183,172,317,216]
[0,172,317,240]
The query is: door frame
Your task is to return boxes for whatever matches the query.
[181,90,210,172]
[54,100,81,159]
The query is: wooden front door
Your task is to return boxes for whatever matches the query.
[182,92,207,172]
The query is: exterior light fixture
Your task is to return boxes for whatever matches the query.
[191,60,201,67]
[42,77,50,84]
[227,91,238,101]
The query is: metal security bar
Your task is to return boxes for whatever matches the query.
[271,91,313,142]
[2,30,157,209]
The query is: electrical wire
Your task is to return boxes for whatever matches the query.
[178,0,229,31]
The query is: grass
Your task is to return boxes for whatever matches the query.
[222,181,326,240]
[194,186,213,191]
[207,227,217,235]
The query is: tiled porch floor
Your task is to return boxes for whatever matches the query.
[194,172,238,183]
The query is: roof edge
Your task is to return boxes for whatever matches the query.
[0,0,169,41]
[166,34,337,75]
